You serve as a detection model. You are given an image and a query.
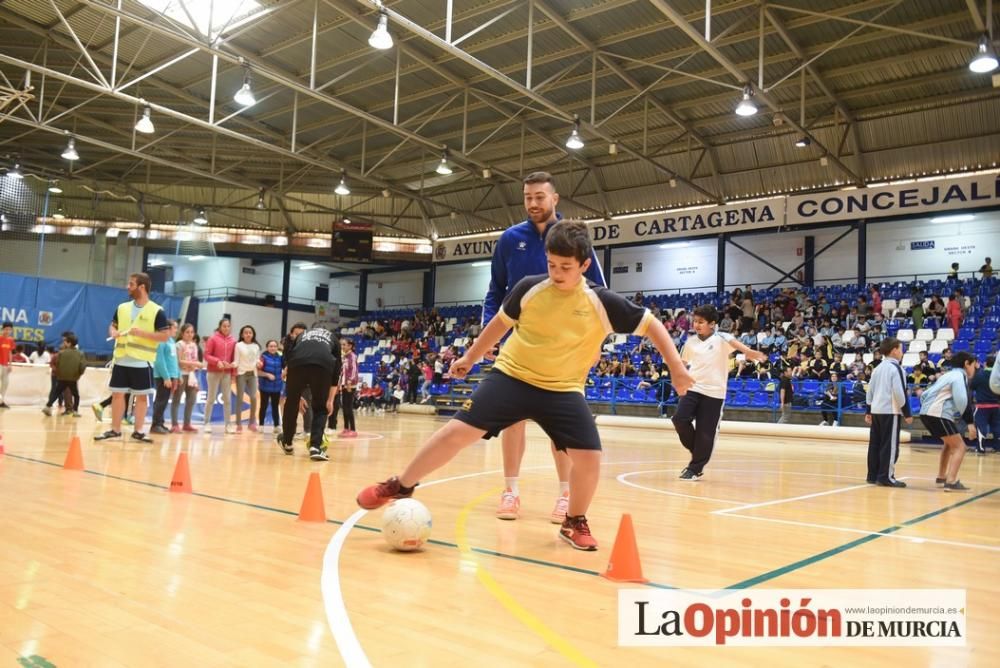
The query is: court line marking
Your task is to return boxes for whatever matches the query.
[713,482,880,515]
[615,472,749,505]
[454,487,598,668]
[321,509,372,668]
[724,487,1000,589]
[718,512,1000,553]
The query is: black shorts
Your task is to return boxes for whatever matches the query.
[453,370,601,451]
[920,415,959,438]
[109,363,155,395]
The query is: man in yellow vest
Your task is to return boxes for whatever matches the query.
[95,272,171,443]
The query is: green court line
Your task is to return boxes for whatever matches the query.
[725,487,1000,590]
[2,452,644,584]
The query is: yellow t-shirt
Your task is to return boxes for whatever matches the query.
[494,275,653,393]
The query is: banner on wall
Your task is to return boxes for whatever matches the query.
[431,172,999,262]
[786,172,1000,226]
[432,197,786,262]
[0,272,186,355]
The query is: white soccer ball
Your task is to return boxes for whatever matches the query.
[380,498,433,551]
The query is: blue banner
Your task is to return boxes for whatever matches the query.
[0,271,187,356]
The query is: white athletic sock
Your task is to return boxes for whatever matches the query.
[559,481,570,496]
[504,478,519,496]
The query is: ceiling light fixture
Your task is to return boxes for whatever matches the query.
[735,84,758,117]
[233,62,256,107]
[435,150,453,175]
[334,171,350,196]
[368,6,393,50]
[61,137,79,161]
[48,180,63,194]
[51,204,65,220]
[7,163,23,179]
[256,189,266,209]
[969,34,999,73]
[193,207,208,225]
[795,136,811,148]
[135,104,155,134]
[565,117,584,150]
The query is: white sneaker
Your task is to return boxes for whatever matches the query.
[833,421,840,427]
[819,420,828,426]
[225,424,236,434]
[203,424,213,433]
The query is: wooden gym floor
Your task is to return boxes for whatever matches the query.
[0,408,997,667]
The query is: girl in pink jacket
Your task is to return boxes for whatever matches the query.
[203,318,236,433]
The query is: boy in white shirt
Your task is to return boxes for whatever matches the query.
[673,305,767,480]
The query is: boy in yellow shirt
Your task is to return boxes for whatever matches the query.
[357,221,694,550]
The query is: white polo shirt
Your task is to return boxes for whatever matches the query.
[681,331,737,399]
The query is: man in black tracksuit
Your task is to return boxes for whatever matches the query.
[277,326,341,461]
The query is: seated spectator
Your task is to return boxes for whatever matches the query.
[718,312,734,333]
[980,257,993,279]
[807,349,829,380]
[828,352,848,378]
[916,350,937,378]
[739,328,758,349]
[819,373,841,426]
[947,262,959,280]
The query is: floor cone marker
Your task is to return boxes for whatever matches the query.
[298,472,326,522]
[63,436,84,470]
[601,513,648,583]
[0,434,5,455]
[169,453,193,493]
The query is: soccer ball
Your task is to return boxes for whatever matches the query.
[380,499,432,551]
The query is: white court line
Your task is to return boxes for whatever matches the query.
[321,509,372,668]
[615,472,749,505]
[713,482,879,515]
[719,512,1000,553]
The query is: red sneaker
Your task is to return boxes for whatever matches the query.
[356,476,414,510]
[559,515,598,551]
[170,425,180,434]
[182,424,198,433]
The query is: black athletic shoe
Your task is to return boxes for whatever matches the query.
[131,432,154,443]
[0,402,10,409]
[275,432,294,455]
[679,467,703,481]
[877,479,907,488]
[943,481,970,492]
[935,477,946,486]
[865,479,876,484]
[94,429,122,441]
[309,447,329,462]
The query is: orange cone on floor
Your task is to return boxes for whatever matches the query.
[0,434,5,455]
[601,513,648,583]
[63,436,84,470]
[169,452,193,493]
[298,472,326,522]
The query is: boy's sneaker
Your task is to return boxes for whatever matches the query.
[275,432,294,455]
[94,429,122,441]
[550,493,570,524]
[91,405,103,420]
[70,411,82,418]
[309,447,329,462]
[943,480,970,492]
[559,515,598,551]
[131,432,154,443]
[877,479,907,488]
[935,477,946,486]
[203,425,213,433]
[495,490,521,520]
[150,425,170,435]
[356,476,416,510]
[41,406,52,416]
[679,467,703,481]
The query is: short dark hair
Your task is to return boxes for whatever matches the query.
[523,171,555,188]
[1,321,11,329]
[544,220,591,264]
[879,337,901,356]
[290,322,307,332]
[951,262,959,269]
[130,272,152,294]
[987,355,996,367]
[692,305,719,324]
[951,351,976,369]
[63,333,78,347]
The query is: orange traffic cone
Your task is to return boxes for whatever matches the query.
[0,433,5,455]
[601,513,648,583]
[63,436,84,470]
[298,472,326,522]
[169,452,193,493]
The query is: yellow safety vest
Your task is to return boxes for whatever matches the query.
[113,300,161,362]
